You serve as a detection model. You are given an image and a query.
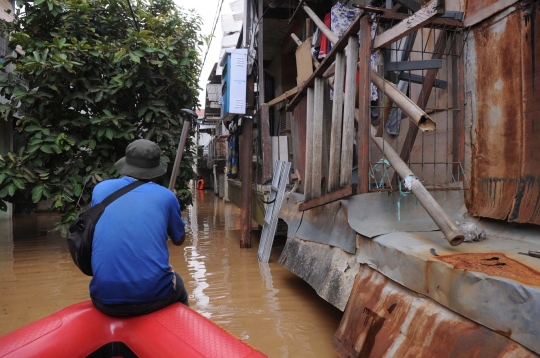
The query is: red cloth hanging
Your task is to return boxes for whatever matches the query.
[318,13,331,59]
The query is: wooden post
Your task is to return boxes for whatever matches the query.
[340,35,359,187]
[357,16,371,194]
[312,77,324,198]
[370,125,464,246]
[452,32,464,180]
[328,51,346,192]
[304,87,314,199]
[240,116,253,248]
[260,104,272,183]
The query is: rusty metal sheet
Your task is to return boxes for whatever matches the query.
[467,6,540,225]
[464,0,518,27]
[333,264,537,357]
[355,230,540,354]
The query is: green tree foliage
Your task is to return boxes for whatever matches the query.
[0,0,203,235]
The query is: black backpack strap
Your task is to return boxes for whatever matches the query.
[100,180,146,208]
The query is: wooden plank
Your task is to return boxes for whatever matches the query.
[296,39,314,86]
[328,51,346,192]
[267,86,299,107]
[373,0,445,49]
[287,14,363,112]
[291,33,320,69]
[260,104,272,183]
[340,35,359,188]
[312,77,324,198]
[464,0,517,27]
[353,4,463,28]
[357,16,372,195]
[299,185,354,211]
[304,87,314,199]
[302,4,339,44]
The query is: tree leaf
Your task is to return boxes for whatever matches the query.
[105,128,113,140]
[12,177,25,190]
[40,145,52,153]
[32,185,44,203]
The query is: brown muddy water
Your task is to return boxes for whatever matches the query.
[0,188,342,357]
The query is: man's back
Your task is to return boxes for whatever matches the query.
[89,177,184,305]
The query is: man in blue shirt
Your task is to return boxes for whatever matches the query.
[90,139,188,316]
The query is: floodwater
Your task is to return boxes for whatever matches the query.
[0,188,342,357]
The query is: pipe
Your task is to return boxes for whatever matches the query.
[370,71,436,132]
[370,125,464,246]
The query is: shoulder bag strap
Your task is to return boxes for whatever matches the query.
[100,180,146,208]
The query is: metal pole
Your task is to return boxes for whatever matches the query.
[169,110,196,191]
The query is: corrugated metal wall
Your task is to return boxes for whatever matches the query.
[467,2,540,224]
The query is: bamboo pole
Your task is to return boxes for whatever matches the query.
[340,35,359,187]
[302,4,339,44]
[370,71,436,133]
[369,125,464,246]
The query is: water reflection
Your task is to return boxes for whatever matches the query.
[0,188,342,357]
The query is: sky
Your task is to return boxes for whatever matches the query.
[174,0,230,108]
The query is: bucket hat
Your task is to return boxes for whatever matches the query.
[115,139,168,179]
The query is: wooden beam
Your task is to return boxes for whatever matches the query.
[373,0,445,49]
[299,185,354,211]
[291,33,320,69]
[286,14,363,111]
[267,86,299,107]
[353,4,464,28]
[357,16,371,195]
[340,35,359,188]
[260,104,272,183]
[452,32,465,180]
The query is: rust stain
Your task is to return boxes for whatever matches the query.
[333,266,537,358]
[435,253,540,286]
[469,6,540,225]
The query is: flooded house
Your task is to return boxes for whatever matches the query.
[205,0,540,356]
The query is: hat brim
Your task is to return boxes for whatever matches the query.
[115,157,168,180]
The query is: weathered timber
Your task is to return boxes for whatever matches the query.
[328,52,346,192]
[266,87,299,107]
[312,77,324,198]
[260,104,272,183]
[240,116,253,248]
[353,3,463,28]
[370,125,464,246]
[291,33,320,69]
[304,87,314,199]
[370,71,436,133]
[340,35,359,188]
[299,185,354,211]
[373,0,445,49]
[287,13,363,111]
[357,16,371,195]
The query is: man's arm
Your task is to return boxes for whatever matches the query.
[168,190,186,246]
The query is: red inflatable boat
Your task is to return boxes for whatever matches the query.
[0,301,266,357]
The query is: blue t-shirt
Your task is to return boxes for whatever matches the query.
[89,177,185,305]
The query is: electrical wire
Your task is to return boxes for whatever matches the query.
[199,0,226,81]
[126,0,141,32]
